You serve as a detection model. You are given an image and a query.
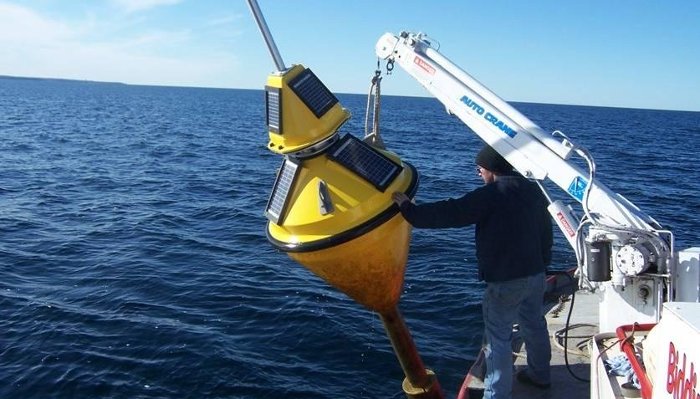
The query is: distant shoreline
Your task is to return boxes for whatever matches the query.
[0,74,127,85]
[0,74,261,93]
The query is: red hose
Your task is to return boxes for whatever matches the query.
[615,323,656,399]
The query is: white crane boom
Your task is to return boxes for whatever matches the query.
[376,31,677,331]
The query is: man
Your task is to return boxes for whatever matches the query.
[392,145,553,399]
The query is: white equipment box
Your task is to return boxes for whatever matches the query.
[649,302,700,398]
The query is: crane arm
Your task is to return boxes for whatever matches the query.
[375,31,672,286]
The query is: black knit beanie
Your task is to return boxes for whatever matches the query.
[475,145,513,174]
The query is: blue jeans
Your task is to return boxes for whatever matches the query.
[482,272,551,399]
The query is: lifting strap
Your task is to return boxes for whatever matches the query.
[363,63,386,149]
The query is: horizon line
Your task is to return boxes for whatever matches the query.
[2,74,696,113]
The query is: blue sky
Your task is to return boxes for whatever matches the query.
[1,1,698,111]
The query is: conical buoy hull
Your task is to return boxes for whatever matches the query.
[288,213,411,313]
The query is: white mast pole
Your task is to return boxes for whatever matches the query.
[246,0,286,72]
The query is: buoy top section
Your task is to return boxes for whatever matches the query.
[264,65,350,155]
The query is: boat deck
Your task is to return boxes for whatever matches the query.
[465,289,601,399]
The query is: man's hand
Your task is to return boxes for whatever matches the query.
[392,192,410,207]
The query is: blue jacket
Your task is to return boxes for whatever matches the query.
[397,174,553,282]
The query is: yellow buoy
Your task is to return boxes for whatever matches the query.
[261,64,418,312]
[258,60,441,398]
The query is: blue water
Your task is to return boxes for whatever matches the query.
[1,76,699,398]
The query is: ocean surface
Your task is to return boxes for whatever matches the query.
[1,76,699,399]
